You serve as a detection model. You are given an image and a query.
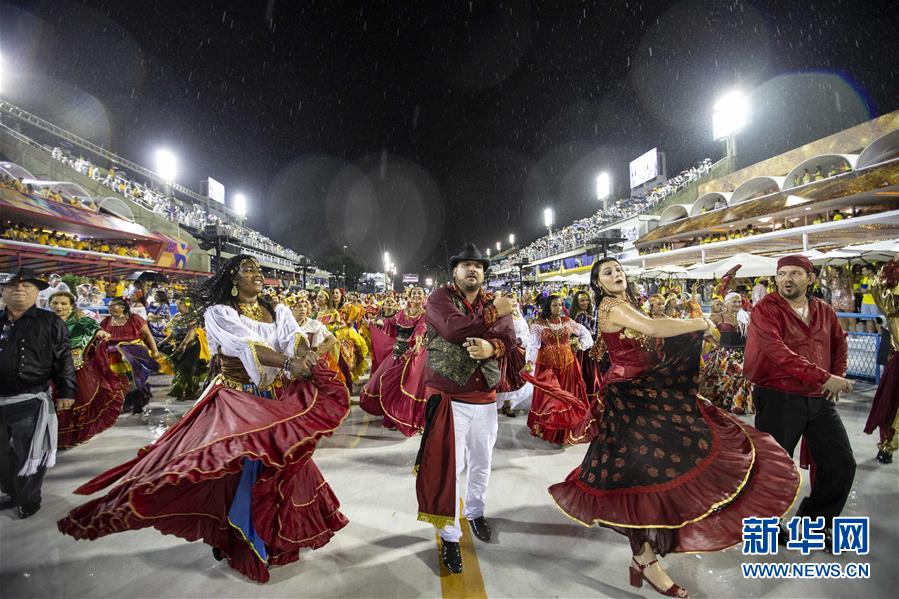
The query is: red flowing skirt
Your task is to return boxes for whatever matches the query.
[549,333,800,553]
[864,351,899,444]
[359,348,428,437]
[58,361,350,583]
[525,358,597,445]
[58,343,126,449]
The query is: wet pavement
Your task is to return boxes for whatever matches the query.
[0,375,895,598]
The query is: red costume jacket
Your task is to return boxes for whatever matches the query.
[424,284,515,394]
[744,292,847,397]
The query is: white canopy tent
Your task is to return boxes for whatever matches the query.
[639,265,691,279]
[687,253,778,280]
[841,238,899,259]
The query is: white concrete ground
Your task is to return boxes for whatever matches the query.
[0,375,895,599]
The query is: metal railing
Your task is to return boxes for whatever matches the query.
[0,100,237,217]
[836,312,883,384]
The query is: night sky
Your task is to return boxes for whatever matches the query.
[2,0,897,273]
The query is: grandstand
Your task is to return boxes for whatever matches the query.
[489,110,899,285]
[0,100,316,285]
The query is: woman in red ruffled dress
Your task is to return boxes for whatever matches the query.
[524,294,596,444]
[58,255,350,583]
[549,258,800,598]
[360,287,428,435]
[48,291,125,448]
[100,298,159,414]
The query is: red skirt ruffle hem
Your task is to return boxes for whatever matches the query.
[58,343,126,449]
[864,351,899,445]
[525,358,599,445]
[549,333,800,554]
[57,360,350,583]
[359,347,427,437]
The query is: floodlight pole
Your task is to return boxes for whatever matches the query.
[726,134,737,161]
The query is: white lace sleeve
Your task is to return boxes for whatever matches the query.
[274,304,305,356]
[572,320,594,351]
[204,304,273,387]
[526,323,543,364]
[513,315,530,347]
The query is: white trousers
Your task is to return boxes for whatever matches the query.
[439,401,499,542]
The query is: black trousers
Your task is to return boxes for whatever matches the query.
[753,386,856,527]
[0,398,47,510]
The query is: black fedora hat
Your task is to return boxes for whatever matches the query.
[0,267,49,290]
[449,243,490,271]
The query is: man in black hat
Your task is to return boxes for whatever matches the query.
[414,243,518,574]
[0,268,75,519]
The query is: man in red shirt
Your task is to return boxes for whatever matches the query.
[744,254,855,543]
[415,243,517,574]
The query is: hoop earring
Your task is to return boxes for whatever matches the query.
[231,285,239,297]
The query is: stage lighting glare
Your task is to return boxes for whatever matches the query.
[595,172,611,200]
[712,90,750,141]
[234,193,247,216]
[154,149,178,182]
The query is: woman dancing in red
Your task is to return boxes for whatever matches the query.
[549,258,800,598]
[58,255,350,583]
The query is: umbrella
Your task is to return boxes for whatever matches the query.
[687,253,778,280]
[841,239,899,254]
[810,249,865,265]
[127,271,169,283]
[639,265,691,279]
[838,239,899,263]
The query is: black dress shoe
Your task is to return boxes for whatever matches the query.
[876,450,893,464]
[822,527,834,553]
[778,522,789,546]
[468,516,492,542]
[0,495,16,510]
[441,540,462,574]
[17,504,40,519]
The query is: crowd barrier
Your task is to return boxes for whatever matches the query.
[837,312,884,385]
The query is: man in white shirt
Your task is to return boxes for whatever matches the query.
[36,274,70,309]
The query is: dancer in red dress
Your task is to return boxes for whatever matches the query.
[48,292,125,448]
[550,258,800,598]
[524,294,596,444]
[100,298,159,414]
[360,287,428,435]
[863,259,899,463]
[58,255,350,583]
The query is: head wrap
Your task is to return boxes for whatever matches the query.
[777,254,814,273]
[724,292,742,304]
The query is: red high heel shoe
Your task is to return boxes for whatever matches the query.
[629,557,689,598]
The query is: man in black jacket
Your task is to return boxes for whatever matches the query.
[0,268,75,519]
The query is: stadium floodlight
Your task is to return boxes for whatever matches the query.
[712,90,749,141]
[508,233,515,245]
[486,248,491,257]
[425,277,434,287]
[595,171,611,201]
[154,148,178,182]
[544,207,554,229]
[496,241,501,252]
[233,193,248,217]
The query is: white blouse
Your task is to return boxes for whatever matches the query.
[204,303,304,388]
[297,317,328,348]
[525,319,594,364]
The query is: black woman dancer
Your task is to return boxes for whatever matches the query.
[549,257,800,598]
[59,255,350,583]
